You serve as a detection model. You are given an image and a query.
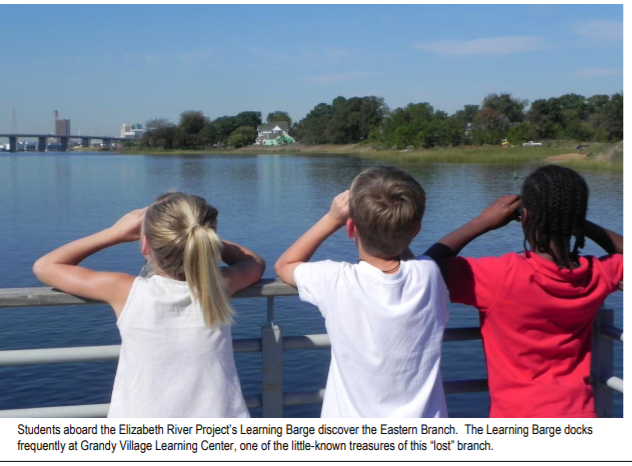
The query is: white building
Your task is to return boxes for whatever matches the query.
[121,123,145,140]
[255,121,291,145]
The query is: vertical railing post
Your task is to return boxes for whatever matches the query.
[261,297,283,417]
[591,307,614,418]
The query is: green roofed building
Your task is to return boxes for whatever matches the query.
[256,121,295,146]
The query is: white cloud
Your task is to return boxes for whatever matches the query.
[575,20,623,41]
[305,72,375,85]
[574,68,622,78]
[412,36,546,56]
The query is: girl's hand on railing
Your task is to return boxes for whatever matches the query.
[108,208,147,243]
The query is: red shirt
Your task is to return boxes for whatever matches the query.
[448,252,623,418]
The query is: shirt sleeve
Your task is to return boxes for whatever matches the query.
[597,253,624,293]
[293,260,342,316]
[447,256,506,312]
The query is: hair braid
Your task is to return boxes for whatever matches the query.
[521,165,589,268]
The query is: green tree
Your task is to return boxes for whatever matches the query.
[482,93,528,122]
[267,111,292,126]
[226,126,257,148]
[294,96,387,145]
[141,124,177,149]
[294,103,333,144]
[234,111,262,129]
[472,108,509,144]
[145,118,173,131]
[506,122,539,144]
[179,111,209,135]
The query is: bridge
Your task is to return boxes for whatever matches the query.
[0,134,128,152]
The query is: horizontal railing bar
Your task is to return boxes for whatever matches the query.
[283,335,330,350]
[0,280,298,308]
[0,338,263,367]
[603,376,623,394]
[245,395,261,409]
[0,281,622,308]
[0,345,120,366]
[599,323,624,342]
[284,389,326,406]
[0,404,110,418]
[0,328,486,366]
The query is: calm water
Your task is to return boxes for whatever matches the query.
[0,152,623,417]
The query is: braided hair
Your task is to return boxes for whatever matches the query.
[521,165,588,269]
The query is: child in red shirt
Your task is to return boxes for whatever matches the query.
[425,165,623,418]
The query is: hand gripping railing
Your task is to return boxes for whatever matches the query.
[0,279,622,418]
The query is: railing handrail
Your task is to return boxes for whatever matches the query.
[0,279,296,308]
[0,283,623,417]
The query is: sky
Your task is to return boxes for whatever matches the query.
[0,4,623,136]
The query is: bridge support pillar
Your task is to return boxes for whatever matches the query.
[102,138,111,150]
[60,137,68,152]
[81,138,90,148]
[38,137,47,152]
[9,136,18,153]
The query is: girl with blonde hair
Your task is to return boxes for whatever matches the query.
[34,192,265,417]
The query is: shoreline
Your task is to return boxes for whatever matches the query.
[120,142,623,172]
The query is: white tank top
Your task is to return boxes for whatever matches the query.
[108,275,250,418]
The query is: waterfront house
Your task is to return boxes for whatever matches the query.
[256,121,293,145]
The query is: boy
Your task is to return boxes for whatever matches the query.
[275,166,448,417]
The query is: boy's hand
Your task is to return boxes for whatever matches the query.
[327,190,350,228]
[476,195,521,232]
[109,208,147,243]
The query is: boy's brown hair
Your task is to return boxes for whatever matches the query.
[349,166,425,258]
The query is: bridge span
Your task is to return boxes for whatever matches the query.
[0,134,128,152]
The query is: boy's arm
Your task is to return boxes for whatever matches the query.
[32,209,145,316]
[584,220,623,255]
[424,195,521,282]
[220,239,266,296]
[275,191,349,287]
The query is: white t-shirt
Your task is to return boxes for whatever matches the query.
[294,257,449,418]
[108,275,250,418]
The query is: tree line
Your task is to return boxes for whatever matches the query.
[139,92,622,150]
[141,110,292,149]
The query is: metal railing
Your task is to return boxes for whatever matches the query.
[0,279,623,417]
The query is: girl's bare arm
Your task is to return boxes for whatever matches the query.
[220,240,266,296]
[33,209,145,316]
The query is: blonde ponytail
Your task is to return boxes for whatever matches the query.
[143,192,234,328]
[184,224,234,327]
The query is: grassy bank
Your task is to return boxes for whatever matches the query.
[121,141,623,171]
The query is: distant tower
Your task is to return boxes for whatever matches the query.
[54,110,71,141]
[10,109,17,134]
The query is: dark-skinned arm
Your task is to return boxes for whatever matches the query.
[584,220,623,255]
[424,195,522,283]
[584,220,623,290]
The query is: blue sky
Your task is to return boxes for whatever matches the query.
[0,4,623,136]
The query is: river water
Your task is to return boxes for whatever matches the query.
[0,152,623,417]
